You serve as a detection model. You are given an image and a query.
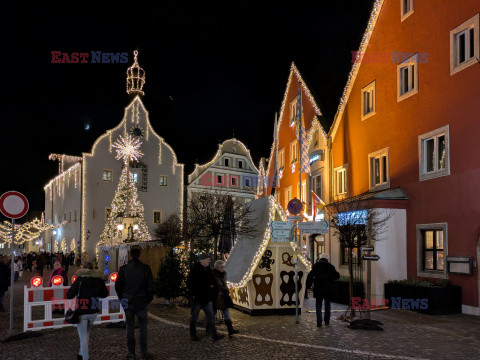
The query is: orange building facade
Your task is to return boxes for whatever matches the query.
[262,64,330,262]
[330,0,480,313]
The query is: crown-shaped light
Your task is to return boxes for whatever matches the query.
[126,50,146,96]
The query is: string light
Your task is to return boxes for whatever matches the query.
[330,0,384,140]
[113,134,143,164]
[0,216,66,245]
[126,50,146,96]
[227,196,310,290]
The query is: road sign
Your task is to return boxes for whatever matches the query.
[298,220,329,234]
[287,216,303,222]
[270,221,294,230]
[0,191,29,219]
[287,198,303,215]
[362,254,380,261]
[361,246,374,252]
[271,229,292,238]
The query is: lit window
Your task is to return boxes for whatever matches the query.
[290,139,299,164]
[103,169,112,182]
[417,223,447,278]
[312,174,322,200]
[401,0,414,21]
[278,148,285,169]
[361,81,376,120]
[289,97,298,126]
[397,54,418,101]
[130,172,138,183]
[334,166,347,197]
[368,148,390,191]
[159,176,168,187]
[153,211,162,224]
[450,14,479,75]
[419,125,449,181]
[284,186,292,208]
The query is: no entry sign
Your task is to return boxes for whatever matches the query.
[0,191,29,219]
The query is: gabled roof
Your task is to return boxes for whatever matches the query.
[329,0,385,140]
[188,138,259,184]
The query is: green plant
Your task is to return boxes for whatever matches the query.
[155,249,183,303]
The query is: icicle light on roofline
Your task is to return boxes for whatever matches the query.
[331,0,383,138]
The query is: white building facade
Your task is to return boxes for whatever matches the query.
[44,52,183,258]
[188,139,258,203]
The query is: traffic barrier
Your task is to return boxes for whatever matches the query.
[24,274,124,332]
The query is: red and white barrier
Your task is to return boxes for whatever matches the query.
[24,274,124,332]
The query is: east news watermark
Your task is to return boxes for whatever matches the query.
[352,297,429,310]
[51,51,129,64]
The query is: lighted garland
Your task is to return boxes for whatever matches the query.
[0,217,66,245]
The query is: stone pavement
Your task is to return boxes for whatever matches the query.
[1,270,480,359]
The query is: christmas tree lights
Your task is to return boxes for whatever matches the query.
[99,135,150,245]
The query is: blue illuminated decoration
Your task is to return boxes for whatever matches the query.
[105,255,110,261]
[309,154,320,164]
[338,210,368,226]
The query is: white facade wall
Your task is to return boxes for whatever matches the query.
[82,97,183,257]
[44,163,82,253]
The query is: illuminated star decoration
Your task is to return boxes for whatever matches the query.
[113,134,143,164]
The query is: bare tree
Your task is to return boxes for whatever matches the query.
[154,213,183,248]
[326,197,392,320]
[186,192,260,260]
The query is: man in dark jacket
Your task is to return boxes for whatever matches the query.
[0,256,11,312]
[187,254,224,342]
[115,247,154,360]
[306,253,340,327]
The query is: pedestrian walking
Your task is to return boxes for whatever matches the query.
[187,254,224,342]
[0,255,11,312]
[13,257,21,282]
[48,261,68,287]
[212,260,239,336]
[62,252,70,273]
[306,253,340,327]
[36,251,47,276]
[115,246,154,360]
[66,261,109,360]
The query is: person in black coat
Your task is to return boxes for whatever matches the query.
[212,260,238,336]
[306,253,340,327]
[67,261,108,360]
[0,255,11,312]
[115,246,153,360]
[187,254,224,342]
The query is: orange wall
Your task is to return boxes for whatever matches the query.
[332,0,480,307]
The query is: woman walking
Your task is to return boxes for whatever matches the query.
[67,261,108,360]
[212,260,239,336]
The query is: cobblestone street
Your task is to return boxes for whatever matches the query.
[1,270,480,359]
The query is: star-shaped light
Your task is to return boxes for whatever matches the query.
[113,134,143,164]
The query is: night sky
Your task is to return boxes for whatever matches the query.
[0,1,373,214]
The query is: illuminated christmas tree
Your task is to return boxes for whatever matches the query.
[100,134,150,245]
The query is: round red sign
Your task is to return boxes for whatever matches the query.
[287,198,303,215]
[0,191,29,219]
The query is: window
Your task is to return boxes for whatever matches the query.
[224,158,229,167]
[284,186,292,208]
[245,178,250,187]
[418,125,450,181]
[290,97,298,125]
[312,174,322,200]
[238,160,243,169]
[159,176,168,186]
[290,139,298,164]
[105,208,111,221]
[334,166,347,197]
[130,172,138,183]
[102,169,112,182]
[417,223,447,278]
[216,174,225,185]
[368,148,390,191]
[153,211,162,224]
[231,176,238,186]
[450,14,479,75]
[361,81,376,120]
[279,148,285,169]
[401,0,414,21]
[397,54,418,101]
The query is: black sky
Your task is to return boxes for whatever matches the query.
[0,1,373,213]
